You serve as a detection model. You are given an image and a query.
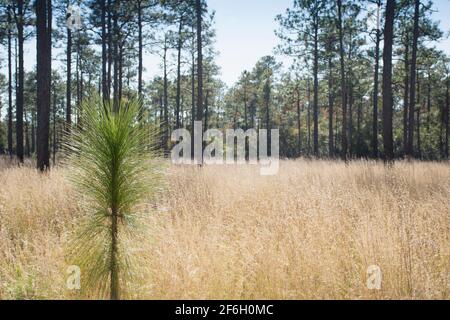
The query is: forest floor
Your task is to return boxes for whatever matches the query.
[0,158,449,299]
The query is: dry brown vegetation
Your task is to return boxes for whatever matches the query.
[0,158,449,299]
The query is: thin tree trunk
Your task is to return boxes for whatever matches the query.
[137,0,143,99]
[66,21,72,126]
[7,5,13,157]
[444,73,449,159]
[101,0,108,99]
[337,0,347,161]
[296,86,302,156]
[175,17,183,129]
[313,22,319,157]
[403,31,409,155]
[15,0,25,163]
[163,39,169,154]
[195,0,203,164]
[372,1,381,158]
[328,56,334,158]
[382,0,395,161]
[406,0,420,158]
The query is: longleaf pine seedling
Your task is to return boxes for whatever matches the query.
[64,97,162,299]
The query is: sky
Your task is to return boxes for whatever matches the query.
[5,0,450,88]
[208,0,450,86]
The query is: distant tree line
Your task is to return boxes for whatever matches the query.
[0,0,448,167]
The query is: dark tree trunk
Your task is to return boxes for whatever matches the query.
[112,0,119,111]
[382,0,395,161]
[372,2,381,158]
[196,0,203,123]
[195,0,203,164]
[307,78,311,155]
[175,17,183,129]
[15,0,25,163]
[444,74,449,159]
[137,0,143,99]
[36,0,52,171]
[348,83,354,158]
[296,86,302,156]
[107,0,112,97]
[337,0,347,161]
[313,22,319,157]
[101,0,108,99]
[66,24,72,126]
[328,56,334,158]
[7,6,13,157]
[406,0,420,158]
[163,39,169,154]
[403,31,409,155]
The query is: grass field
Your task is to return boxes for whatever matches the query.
[0,159,449,299]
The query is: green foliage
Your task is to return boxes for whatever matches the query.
[64,96,162,299]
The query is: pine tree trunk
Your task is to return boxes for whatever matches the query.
[16,0,25,163]
[313,22,319,157]
[372,1,381,158]
[328,56,334,158]
[382,0,395,161]
[36,0,52,171]
[403,31,409,155]
[337,0,347,161]
[406,0,420,158]
[7,5,13,157]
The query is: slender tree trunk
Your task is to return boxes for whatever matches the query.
[348,83,354,158]
[107,0,112,97]
[328,56,334,158]
[137,0,143,99]
[296,86,302,156]
[16,0,25,163]
[372,1,381,158]
[101,0,108,99]
[175,17,183,129]
[313,22,319,157]
[444,74,449,159]
[36,0,52,171]
[195,0,203,164]
[53,85,57,165]
[112,0,119,111]
[407,0,420,158]
[191,36,195,160]
[337,0,347,161]
[403,31,409,155]
[66,24,72,126]
[307,78,311,155]
[7,6,13,157]
[382,0,395,161]
[163,39,169,154]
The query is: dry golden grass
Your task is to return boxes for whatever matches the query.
[0,158,449,299]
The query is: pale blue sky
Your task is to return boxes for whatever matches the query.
[6,0,450,87]
[209,0,450,86]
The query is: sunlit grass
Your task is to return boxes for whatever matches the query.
[0,159,448,299]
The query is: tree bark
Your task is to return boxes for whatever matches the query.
[7,6,13,157]
[15,0,25,163]
[66,14,72,126]
[372,1,381,158]
[36,0,52,171]
[101,0,108,100]
[328,55,334,158]
[403,31,409,155]
[175,17,183,129]
[382,0,395,161]
[406,0,420,158]
[313,21,319,157]
[337,0,347,161]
